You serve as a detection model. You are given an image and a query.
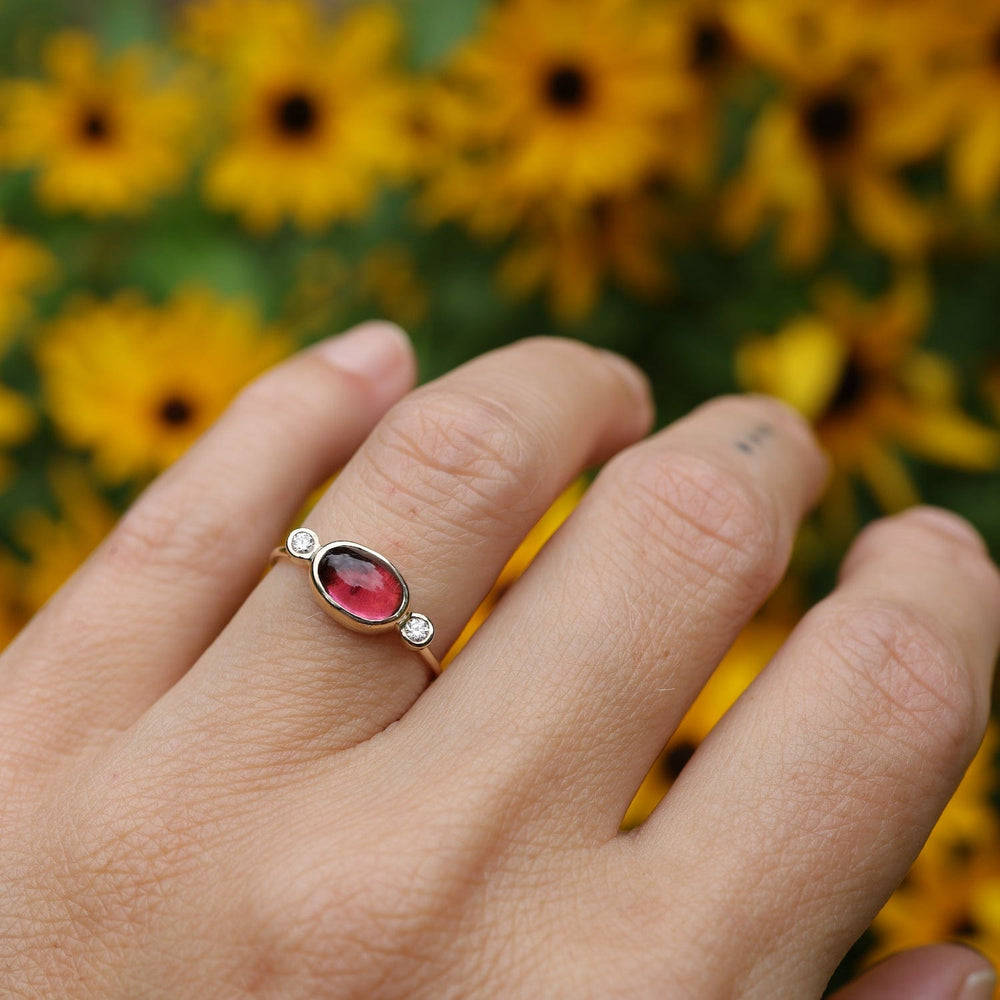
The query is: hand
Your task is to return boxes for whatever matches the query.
[2,323,998,999]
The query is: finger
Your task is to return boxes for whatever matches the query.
[0,322,415,778]
[828,945,995,1000]
[632,508,1000,998]
[165,336,654,763]
[398,394,827,840]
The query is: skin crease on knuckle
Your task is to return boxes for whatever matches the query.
[361,387,544,539]
[601,444,786,612]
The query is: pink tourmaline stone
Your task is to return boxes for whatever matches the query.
[317,546,404,622]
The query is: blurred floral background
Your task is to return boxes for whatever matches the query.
[2,0,1000,989]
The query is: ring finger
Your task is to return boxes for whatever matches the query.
[161,336,654,763]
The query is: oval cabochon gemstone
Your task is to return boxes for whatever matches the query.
[315,545,405,623]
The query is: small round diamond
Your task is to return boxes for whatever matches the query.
[400,613,433,647]
[287,529,317,558]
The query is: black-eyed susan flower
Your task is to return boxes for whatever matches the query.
[736,275,1000,522]
[647,0,748,189]
[201,3,413,232]
[498,194,672,322]
[0,31,198,217]
[0,223,54,348]
[37,288,290,482]
[417,0,697,317]
[419,0,690,233]
[621,615,792,829]
[720,0,950,263]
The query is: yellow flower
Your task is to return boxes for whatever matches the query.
[498,194,672,323]
[647,0,749,189]
[37,288,290,482]
[0,224,55,349]
[737,275,1000,520]
[419,0,690,234]
[720,0,951,263]
[417,0,698,318]
[0,31,198,216]
[202,4,414,232]
[621,615,792,829]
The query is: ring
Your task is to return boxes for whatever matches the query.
[269,528,441,677]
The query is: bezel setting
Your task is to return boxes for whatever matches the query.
[309,540,410,633]
[399,612,434,648]
[285,528,319,560]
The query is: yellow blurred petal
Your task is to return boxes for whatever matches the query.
[0,384,36,446]
[848,170,931,259]
[858,443,919,513]
[900,351,960,405]
[736,317,847,421]
[896,408,1000,471]
[951,105,1000,209]
[43,30,98,84]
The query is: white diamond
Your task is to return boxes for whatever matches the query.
[400,614,432,645]
[288,529,316,557]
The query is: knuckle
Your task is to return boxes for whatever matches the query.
[367,387,543,531]
[605,446,784,598]
[818,598,984,762]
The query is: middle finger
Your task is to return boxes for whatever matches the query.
[400,395,827,840]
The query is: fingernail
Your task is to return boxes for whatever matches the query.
[959,968,997,1000]
[905,506,988,553]
[314,321,415,405]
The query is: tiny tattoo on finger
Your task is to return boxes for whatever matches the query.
[735,423,775,455]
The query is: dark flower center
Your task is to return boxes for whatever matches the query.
[544,63,590,111]
[690,19,731,72]
[826,355,868,417]
[79,108,112,143]
[274,92,320,137]
[952,915,981,939]
[802,91,859,152]
[158,395,196,427]
[991,25,1000,68]
[661,740,698,780]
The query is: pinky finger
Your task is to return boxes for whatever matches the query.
[828,944,995,1000]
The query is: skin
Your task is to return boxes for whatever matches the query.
[1,323,998,999]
